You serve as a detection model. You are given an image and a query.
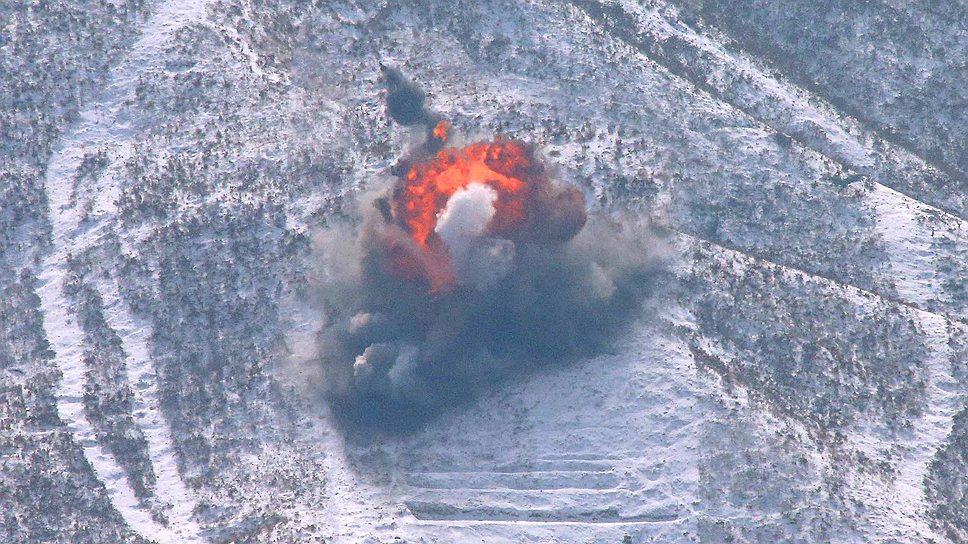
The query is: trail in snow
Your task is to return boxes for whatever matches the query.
[594,0,968,313]
[864,183,963,541]
[676,231,961,541]
[36,1,217,542]
[618,2,968,521]
[96,277,205,540]
[35,274,172,541]
[577,0,968,324]
[587,0,966,224]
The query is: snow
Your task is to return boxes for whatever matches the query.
[97,278,205,541]
[13,0,968,541]
[34,0,216,542]
[616,0,960,223]
[862,183,964,541]
[36,272,166,539]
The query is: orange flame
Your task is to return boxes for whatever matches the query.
[395,138,533,250]
[432,120,449,141]
[388,137,538,292]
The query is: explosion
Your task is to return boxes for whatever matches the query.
[306,67,659,434]
[385,137,586,293]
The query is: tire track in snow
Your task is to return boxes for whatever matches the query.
[36,271,175,541]
[677,189,964,539]
[36,1,217,541]
[96,275,205,541]
[663,224,966,328]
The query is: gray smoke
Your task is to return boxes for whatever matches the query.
[309,189,661,434]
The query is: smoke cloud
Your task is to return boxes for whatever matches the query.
[380,64,444,149]
[306,69,662,434]
[435,183,516,290]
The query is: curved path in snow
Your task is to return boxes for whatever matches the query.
[35,1,218,542]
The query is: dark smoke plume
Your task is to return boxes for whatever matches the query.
[380,64,443,148]
[309,69,661,434]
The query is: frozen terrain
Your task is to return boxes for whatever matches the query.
[2,0,967,542]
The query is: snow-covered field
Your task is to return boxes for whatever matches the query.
[2,0,967,542]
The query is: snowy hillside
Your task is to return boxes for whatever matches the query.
[2,0,967,542]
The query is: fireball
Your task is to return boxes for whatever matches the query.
[384,132,586,293]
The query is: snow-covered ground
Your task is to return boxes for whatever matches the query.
[4,0,968,542]
[33,2,214,541]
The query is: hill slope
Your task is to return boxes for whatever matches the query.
[2,0,967,542]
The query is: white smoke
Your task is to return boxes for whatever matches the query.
[435,183,515,290]
[435,182,496,245]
